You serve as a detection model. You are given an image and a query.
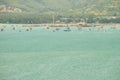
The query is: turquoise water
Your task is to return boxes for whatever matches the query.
[0,26,120,80]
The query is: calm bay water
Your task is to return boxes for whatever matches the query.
[0,26,120,80]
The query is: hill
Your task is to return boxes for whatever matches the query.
[0,0,120,24]
[0,0,119,15]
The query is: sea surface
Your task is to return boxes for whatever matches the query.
[0,26,120,80]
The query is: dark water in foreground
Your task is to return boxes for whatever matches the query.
[0,26,120,80]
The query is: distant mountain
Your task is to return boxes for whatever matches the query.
[0,0,120,15]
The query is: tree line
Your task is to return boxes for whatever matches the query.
[0,13,120,24]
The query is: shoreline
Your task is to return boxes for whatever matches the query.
[0,23,120,27]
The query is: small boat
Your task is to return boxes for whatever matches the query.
[1,28,4,31]
[56,28,60,31]
[19,30,21,32]
[47,27,50,29]
[52,30,55,32]
[26,29,29,31]
[64,29,71,32]
[13,27,15,30]
[30,27,32,30]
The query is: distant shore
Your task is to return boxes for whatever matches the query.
[0,23,120,27]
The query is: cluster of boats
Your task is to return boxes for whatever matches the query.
[0,26,33,32]
[0,24,119,32]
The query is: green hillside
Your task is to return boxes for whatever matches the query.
[0,0,120,23]
[0,0,119,14]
